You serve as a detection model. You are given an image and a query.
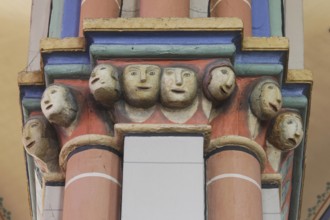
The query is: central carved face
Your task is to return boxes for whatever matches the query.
[41,84,77,127]
[207,66,236,101]
[89,64,120,107]
[268,112,304,151]
[250,80,282,120]
[123,64,161,108]
[161,67,197,108]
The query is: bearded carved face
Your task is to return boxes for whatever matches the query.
[250,80,282,120]
[268,112,304,151]
[161,67,197,108]
[41,84,77,127]
[89,64,120,107]
[123,65,161,108]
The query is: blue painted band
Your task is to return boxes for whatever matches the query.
[86,31,239,45]
[43,52,90,65]
[235,51,285,64]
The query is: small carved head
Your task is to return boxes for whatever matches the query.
[268,112,304,151]
[161,67,198,108]
[41,84,78,127]
[89,64,120,107]
[22,116,59,162]
[123,64,161,108]
[203,65,236,102]
[250,79,282,120]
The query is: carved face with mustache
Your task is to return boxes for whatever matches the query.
[250,79,282,120]
[161,67,197,108]
[123,65,161,108]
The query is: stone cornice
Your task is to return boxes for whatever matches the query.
[83,17,243,32]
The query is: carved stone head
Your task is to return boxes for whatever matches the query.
[123,64,161,108]
[41,84,78,127]
[22,116,60,172]
[89,64,120,107]
[268,112,304,151]
[161,67,198,108]
[203,65,236,102]
[250,79,282,120]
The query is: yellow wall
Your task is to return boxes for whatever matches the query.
[0,0,31,219]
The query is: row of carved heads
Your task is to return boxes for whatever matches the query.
[88,63,236,109]
[21,110,304,174]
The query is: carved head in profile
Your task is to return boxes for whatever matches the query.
[22,116,60,172]
[123,64,161,108]
[203,65,236,103]
[41,84,78,127]
[268,112,304,151]
[250,79,282,120]
[89,64,121,107]
[161,67,198,108]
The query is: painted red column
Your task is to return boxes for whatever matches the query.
[62,146,122,220]
[206,138,265,220]
[209,0,252,36]
[139,0,190,17]
[79,0,122,36]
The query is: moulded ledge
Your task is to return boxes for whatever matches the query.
[40,37,86,53]
[83,17,243,32]
[286,69,313,84]
[18,70,44,85]
[242,37,289,51]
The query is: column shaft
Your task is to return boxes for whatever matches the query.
[79,0,122,36]
[206,148,262,220]
[139,0,190,17]
[209,0,252,36]
[62,147,121,220]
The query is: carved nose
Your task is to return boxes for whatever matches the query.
[225,83,233,89]
[295,132,301,138]
[175,73,183,86]
[44,100,50,105]
[140,72,147,82]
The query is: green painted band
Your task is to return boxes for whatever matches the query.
[44,64,92,85]
[269,0,283,37]
[283,96,308,109]
[234,64,283,76]
[90,44,236,58]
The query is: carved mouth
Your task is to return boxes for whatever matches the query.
[137,86,151,90]
[220,87,228,94]
[269,103,279,112]
[91,77,100,84]
[46,104,53,110]
[171,89,185,94]
[26,141,35,149]
[288,138,297,146]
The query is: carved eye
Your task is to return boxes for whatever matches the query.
[149,71,156,76]
[131,71,137,76]
[287,120,293,124]
[183,72,191,77]
[100,67,106,70]
[31,122,39,128]
[268,85,274,89]
[221,69,228,74]
[51,90,57,94]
